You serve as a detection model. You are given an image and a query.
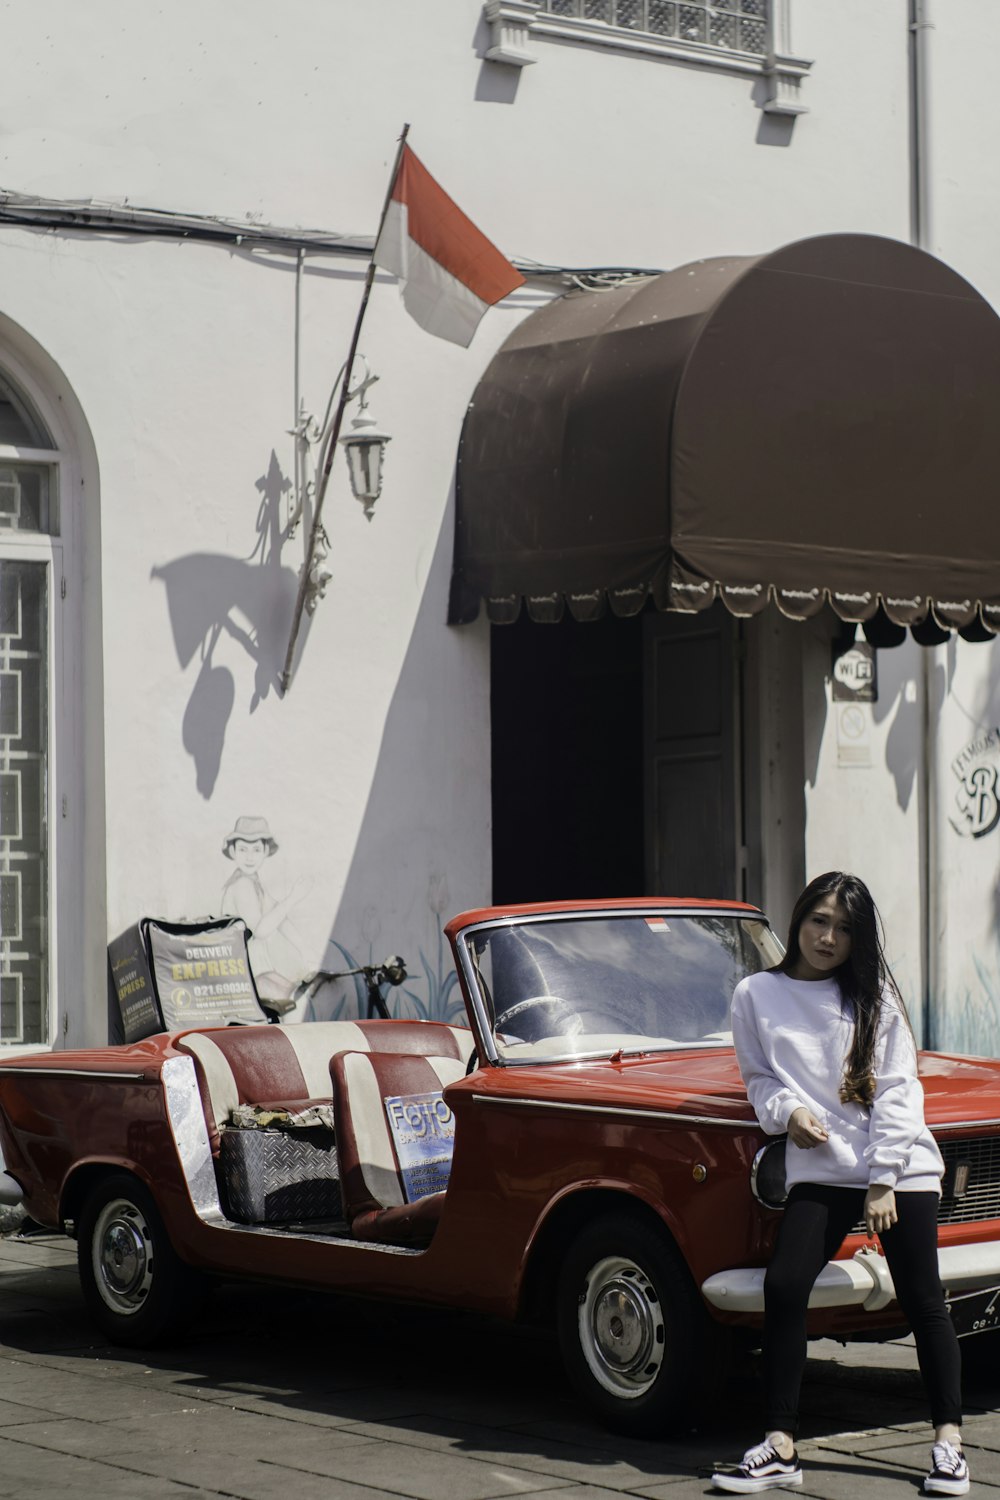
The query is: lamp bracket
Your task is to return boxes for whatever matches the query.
[346,368,379,409]
[303,525,332,615]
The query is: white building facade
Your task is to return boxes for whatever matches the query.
[0,0,996,1054]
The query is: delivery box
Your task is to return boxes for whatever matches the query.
[109,916,268,1042]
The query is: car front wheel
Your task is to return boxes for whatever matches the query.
[77,1173,204,1346]
[557,1212,716,1436]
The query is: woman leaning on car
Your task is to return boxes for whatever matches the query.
[711,871,968,1497]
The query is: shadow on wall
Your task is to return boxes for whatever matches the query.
[801,612,832,791]
[953,638,1000,950]
[471,11,523,103]
[868,638,942,816]
[151,451,301,797]
[748,72,800,147]
[301,480,490,1027]
[807,623,949,817]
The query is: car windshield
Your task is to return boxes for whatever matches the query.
[462,912,782,1063]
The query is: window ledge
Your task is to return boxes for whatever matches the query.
[482,0,812,113]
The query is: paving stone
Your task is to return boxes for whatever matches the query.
[514,1416,721,1467]
[275,1436,573,1498]
[0,1407,376,1466]
[217,1387,433,1426]
[338,1416,692,1492]
[0,1395,60,1428]
[0,1362,219,1423]
[632,1484,749,1500]
[792,1444,966,1498]
[100,1442,515,1500]
[0,1335,101,1363]
[961,1414,1000,1451]
[806,1437,918,1463]
[0,1233,74,1262]
[528,1488,690,1500]
[416,1378,574,1429]
[850,1436,1000,1486]
[0,1434,220,1498]
[811,1422,982,1459]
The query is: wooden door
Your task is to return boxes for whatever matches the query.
[643,606,741,900]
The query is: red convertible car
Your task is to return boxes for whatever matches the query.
[2,897,1000,1435]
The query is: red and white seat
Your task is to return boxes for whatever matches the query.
[174,1020,473,1156]
[331,1050,466,1246]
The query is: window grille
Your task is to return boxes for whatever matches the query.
[0,365,58,1050]
[539,0,767,56]
[0,562,48,1046]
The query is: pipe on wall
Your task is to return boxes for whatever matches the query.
[911,0,938,1045]
[910,0,935,253]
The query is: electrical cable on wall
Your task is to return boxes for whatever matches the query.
[0,189,665,290]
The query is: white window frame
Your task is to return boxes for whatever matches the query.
[483,0,811,114]
[0,434,70,1056]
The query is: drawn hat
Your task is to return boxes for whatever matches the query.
[222,815,278,858]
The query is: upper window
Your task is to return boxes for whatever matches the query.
[0,372,59,537]
[483,0,810,113]
[539,0,766,56]
[0,371,52,448]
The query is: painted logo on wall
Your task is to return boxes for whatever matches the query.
[950,728,1000,839]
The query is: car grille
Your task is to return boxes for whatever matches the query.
[936,1137,1000,1225]
[848,1136,1000,1233]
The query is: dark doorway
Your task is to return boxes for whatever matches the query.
[491,603,743,905]
[491,611,644,903]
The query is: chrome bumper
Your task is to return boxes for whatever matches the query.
[702,1240,1000,1315]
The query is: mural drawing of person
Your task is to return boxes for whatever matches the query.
[220,815,310,1001]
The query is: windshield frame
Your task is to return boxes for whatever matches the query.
[453,904,780,1068]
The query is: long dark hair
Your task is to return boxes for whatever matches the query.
[777,871,905,1107]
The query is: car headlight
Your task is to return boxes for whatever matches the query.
[751,1139,788,1209]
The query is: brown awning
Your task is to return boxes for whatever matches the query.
[449,234,1000,638]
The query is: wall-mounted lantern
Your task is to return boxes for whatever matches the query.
[339,387,391,520]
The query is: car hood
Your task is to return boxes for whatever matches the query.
[917,1051,1000,1125]
[481,1051,759,1124]
[478,1048,1000,1128]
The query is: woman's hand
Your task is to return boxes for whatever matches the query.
[865,1184,898,1237]
[787,1107,829,1148]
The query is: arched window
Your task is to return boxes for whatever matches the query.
[0,366,61,1047]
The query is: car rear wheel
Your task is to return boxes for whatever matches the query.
[77,1173,204,1346]
[557,1213,716,1436]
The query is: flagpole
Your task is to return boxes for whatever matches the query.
[279,122,411,695]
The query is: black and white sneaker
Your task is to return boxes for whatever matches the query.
[711,1440,803,1493]
[925,1441,970,1495]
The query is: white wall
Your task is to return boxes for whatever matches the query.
[0,1,997,1043]
[921,0,1000,301]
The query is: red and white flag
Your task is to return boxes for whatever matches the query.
[373,145,524,347]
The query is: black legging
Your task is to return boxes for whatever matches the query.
[763,1183,962,1436]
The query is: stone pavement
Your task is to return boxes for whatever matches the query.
[1,1228,999,1500]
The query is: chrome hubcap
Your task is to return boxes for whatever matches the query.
[93,1198,153,1315]
[593,1279,652,1370]
[578,1254,665,1400]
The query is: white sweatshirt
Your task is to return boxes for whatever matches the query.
[731,970,944,1194]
